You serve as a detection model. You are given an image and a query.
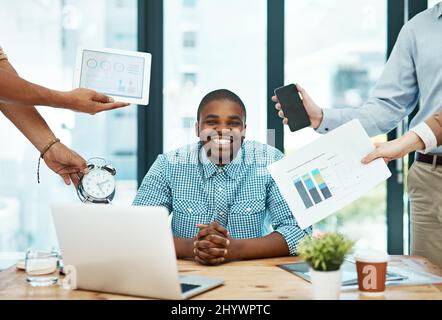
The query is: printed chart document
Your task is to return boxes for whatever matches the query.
[268,120,391,229]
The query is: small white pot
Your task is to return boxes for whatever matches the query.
[309,268,342,300]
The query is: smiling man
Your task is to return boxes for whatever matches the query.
[133,89,311,265]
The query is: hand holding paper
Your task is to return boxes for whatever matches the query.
[268,120,391,229]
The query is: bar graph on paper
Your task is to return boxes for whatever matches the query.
[293,169,333,209]
[268,120,392,229]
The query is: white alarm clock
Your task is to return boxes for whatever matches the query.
[77,158,116,204]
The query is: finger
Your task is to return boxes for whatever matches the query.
[197,222,229,238]
[57,167,81,175]
[361,143,385,164]
[296,83,306,95]
[195,249,225,265]
[205,234,230,247]
[361,150,379,164]
[194,255,209,266]
[195,240,215,249]
[373,142,383,148]
[197,226,228,240]
[61,174,71,186]
[271,96,279,103]
[76,172,85,182]
[196,224,230,237]
[69,149,89,174]
[93,93,114,103]
[208,222,229,237]
[296,84,310,101]
[278,110,285,119]
[195,255,224,266]
[70,173,80,188]
[275,103,282,111]
[203,247,228,257]
[82,166,89,174]
[196,228,210,238]
[195,240,226,250]
[96,102,130,112]
[66,151,88,173]
[282,118,288,125]
[197,227,225,240]
[195,242,227,257]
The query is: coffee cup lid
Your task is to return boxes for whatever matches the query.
[354,250,389,263]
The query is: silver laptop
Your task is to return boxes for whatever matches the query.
[51,203,224,300]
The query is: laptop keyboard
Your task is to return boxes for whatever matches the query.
[181,283,201,293]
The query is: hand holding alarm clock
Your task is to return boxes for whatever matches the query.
[77,158,116,204]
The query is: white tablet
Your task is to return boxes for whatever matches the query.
[74,47,152,105]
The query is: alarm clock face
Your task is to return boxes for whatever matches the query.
[82,169,116,199]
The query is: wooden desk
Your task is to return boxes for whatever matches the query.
[0,256,441,300]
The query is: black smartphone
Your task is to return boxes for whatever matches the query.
[274,84,311,132]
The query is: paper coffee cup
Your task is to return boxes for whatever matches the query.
[354,250,389,297]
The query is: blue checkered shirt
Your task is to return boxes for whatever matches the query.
[133,140,312,255]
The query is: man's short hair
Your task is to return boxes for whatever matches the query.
[197,89,247,122]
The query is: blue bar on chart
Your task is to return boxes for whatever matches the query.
[293,178,314,209]
[302,174,322,204]
[311,169,332,200]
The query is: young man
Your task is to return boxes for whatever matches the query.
[134,89,311,265]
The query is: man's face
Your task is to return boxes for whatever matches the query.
[196,99,246,166]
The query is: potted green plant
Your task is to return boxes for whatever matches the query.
[298,232,354,300]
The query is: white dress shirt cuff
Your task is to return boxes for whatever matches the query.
[410,122,438,154]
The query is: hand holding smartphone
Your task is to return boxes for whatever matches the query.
[274,84,311,132]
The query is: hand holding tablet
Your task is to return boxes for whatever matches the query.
[73,47,152,106]
[62,88,130,114]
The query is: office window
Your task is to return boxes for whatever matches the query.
[428,0,440,8]
[164,0,267,152]
[182,72,197,86]
[0,0,138,251]
[182,117,197,129]
[285,0,388,251]
[183,0,197,8]
[183,31,197,48]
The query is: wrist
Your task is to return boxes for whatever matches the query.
[174,237,196,259]
[311,108,324,129]
[226,238,242,261]
[35,134,57,154]
[37,137,60,184]
[40,138,61,159]
[42,140,62,160]
[50,90,73,109]
[402,131,425,154]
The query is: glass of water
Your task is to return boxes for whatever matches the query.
[25,250,60,287]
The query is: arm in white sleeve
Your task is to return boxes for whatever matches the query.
[410,122,438,154]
